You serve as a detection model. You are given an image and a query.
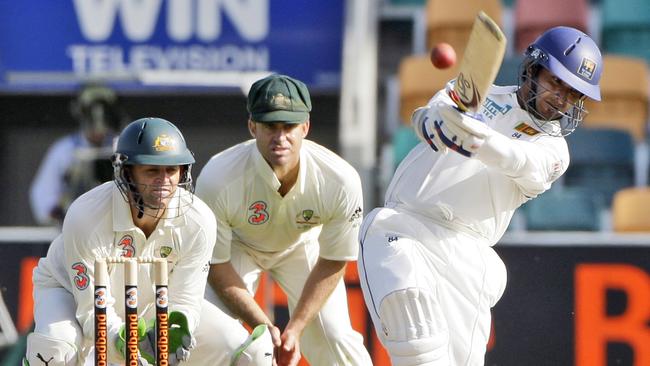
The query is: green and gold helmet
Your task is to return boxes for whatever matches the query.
[112,118,195,218]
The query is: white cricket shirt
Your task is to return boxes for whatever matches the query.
[196,139,363,263]
[386,84,570,245]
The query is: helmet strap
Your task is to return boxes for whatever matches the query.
[136,196,145,219]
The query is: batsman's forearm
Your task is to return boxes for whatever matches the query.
[208,263,272,328]
[286,258,347,335]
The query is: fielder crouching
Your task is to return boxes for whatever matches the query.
[358,27,603,365]
[24,118,273,365]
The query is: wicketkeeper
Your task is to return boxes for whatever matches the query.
[25,118,270,365]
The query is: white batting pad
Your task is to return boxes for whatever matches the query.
[379,288,450,365]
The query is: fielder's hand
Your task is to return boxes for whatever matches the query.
[276,329,301,366]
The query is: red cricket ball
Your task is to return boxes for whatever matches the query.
[430,42,457,69]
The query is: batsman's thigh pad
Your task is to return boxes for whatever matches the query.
[230,324,274,366]
[379,288,449,366]
[25,332,78,366]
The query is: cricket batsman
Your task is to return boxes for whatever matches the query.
[358,27,603,365]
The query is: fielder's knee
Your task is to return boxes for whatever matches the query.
[230,324,274,366]
[24,332,78,366]
[379,288,449,366]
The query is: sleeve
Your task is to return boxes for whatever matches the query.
[476,132,570,198]
[417,80,569,198]
[195,171,232,264]
[62,211,124,363]
[167,219,216,332]
[317,170,364,261]
[32,234,73,292]
[30,138,71,224]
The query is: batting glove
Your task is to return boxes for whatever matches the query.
[436,104,492,157]
[411,105,448,155]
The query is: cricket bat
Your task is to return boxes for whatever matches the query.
[449,11,507,113]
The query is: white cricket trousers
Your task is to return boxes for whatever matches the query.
[31,286,248,365]
[205,240,374,366]
[358,207,507,366]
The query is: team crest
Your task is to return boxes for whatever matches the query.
[577,58,597,80]
[302,209,314,222]
[160,246,172,258]
[248,201,269,225]
[118,235,136,258]
[269,93,291,109]
[153,134,177,152]
[295,209,320,228]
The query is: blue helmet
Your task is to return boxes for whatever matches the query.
[519,27,602,136]
[527,26,602,101]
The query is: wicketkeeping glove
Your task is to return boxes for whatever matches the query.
[115,318,151,366]
[132,311,196,366]
[168,311,196,365]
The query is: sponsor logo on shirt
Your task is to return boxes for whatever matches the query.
[248,201,269,225]
[514,122,540,136]
[71,262,89,290]
[482,97,512,120]
[349,207,362,222]
[118,235,136,257]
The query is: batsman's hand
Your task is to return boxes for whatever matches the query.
[435,103,492,157]
[411,106,448,155]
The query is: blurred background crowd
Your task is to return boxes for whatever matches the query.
[0,0,648,233]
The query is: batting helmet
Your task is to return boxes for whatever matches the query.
[112,118,195,217]
[519,27,602,136]
[527,26,602,101]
